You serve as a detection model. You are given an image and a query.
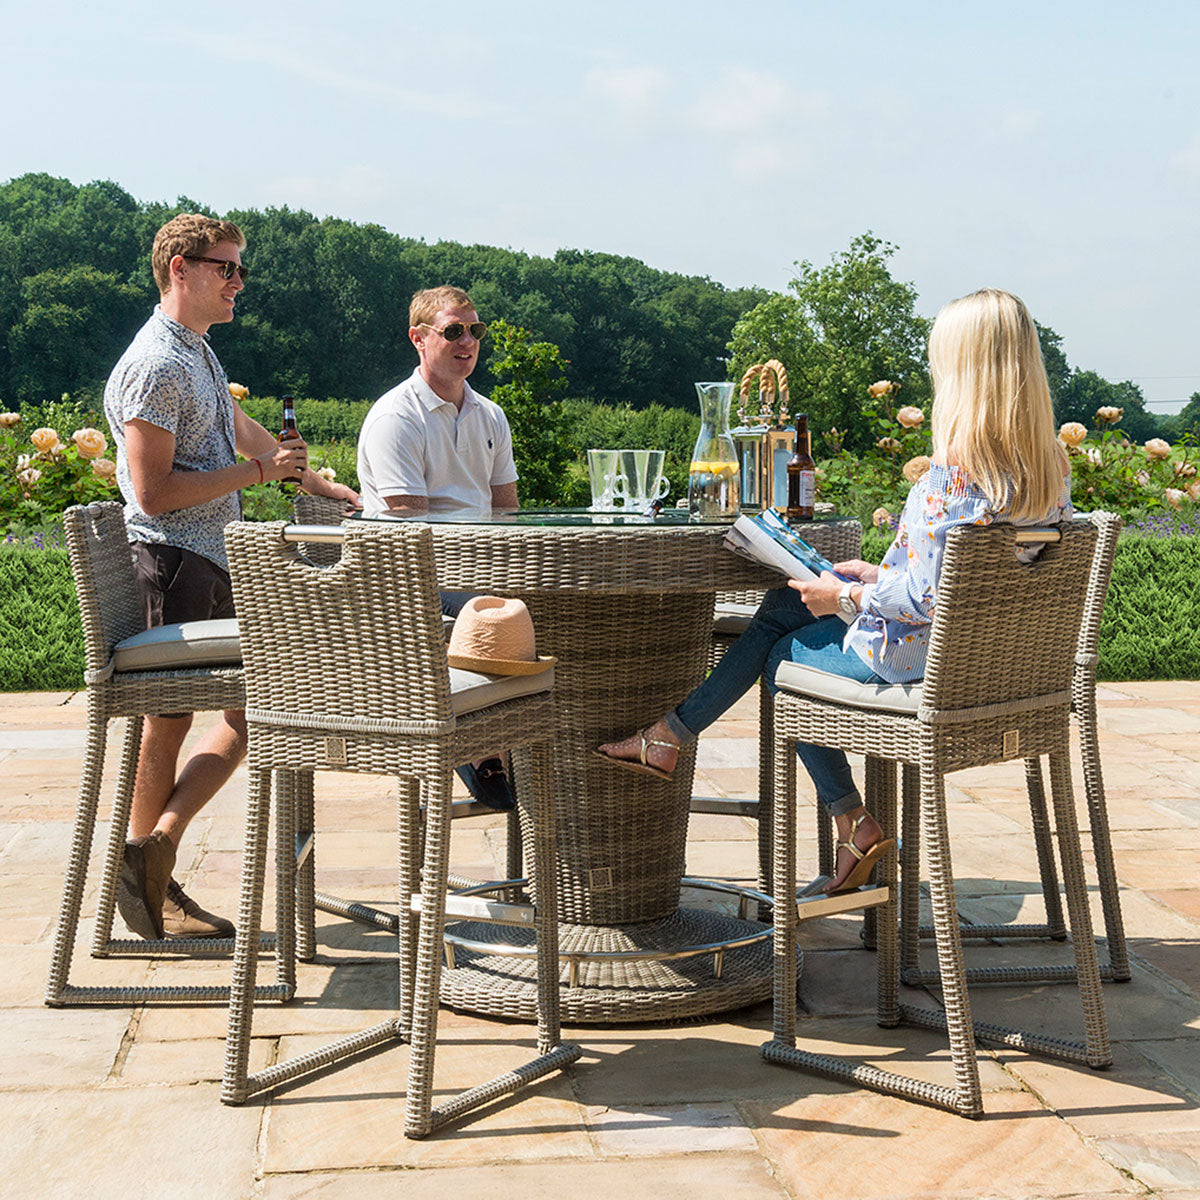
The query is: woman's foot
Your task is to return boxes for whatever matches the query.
[826,809,894,893]
[595,720,680,782]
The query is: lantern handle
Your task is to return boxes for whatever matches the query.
[761,359,790,426]
[737,363,762,425]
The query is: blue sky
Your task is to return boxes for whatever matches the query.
[3,0,1197,412]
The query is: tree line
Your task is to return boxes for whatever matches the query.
[2,173,1192,447]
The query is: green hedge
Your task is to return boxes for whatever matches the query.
[0,546,85,690]
[2,534,1197,691]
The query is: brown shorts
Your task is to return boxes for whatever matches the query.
[131,542,236,629]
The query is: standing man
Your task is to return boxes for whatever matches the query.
[105,213,358,940]
[357,285,519,808]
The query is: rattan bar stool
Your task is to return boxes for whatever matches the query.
[900,511,1130,986]
[763,522,1111,1118]
[44,502,291,1007]
[221,520,580,1137]
[291,494,523,899]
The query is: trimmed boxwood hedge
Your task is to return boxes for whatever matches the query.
[1,534,1197,691]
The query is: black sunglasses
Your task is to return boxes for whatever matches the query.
[184,255,249,282]
[419,320,488,342]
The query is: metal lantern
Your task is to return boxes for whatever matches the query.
[730,360,795,512]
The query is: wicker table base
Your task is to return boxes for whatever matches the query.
[440,907,789,1024]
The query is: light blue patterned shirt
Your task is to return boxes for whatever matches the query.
[845,463,1074,684]
[104,307,241,569]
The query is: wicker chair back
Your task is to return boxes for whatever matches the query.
[62,502,145,676]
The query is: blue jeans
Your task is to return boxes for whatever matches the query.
[663,587,882,816]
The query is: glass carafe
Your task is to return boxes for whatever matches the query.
[688,381,740,519]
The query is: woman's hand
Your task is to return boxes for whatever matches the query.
[788,570,843,616]
[833,559,878,584]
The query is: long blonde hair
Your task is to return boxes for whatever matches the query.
[928,288,1066,521]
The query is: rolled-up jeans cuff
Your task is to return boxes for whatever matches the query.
[824,790,863,818]
[663,708,697,746]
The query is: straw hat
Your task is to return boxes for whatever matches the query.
[446,596,556,676]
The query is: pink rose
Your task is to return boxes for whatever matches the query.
[91,458,117,480]
[896,406,924,428]
[1144,438,1171,460]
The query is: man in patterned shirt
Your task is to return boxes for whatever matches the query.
[104,213,358,941]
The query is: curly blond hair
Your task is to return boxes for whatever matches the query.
[152,214,246,296]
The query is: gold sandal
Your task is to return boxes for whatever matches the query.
[827,813,895,893]
[594,731,676,782]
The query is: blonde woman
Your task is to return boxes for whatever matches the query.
[598,288,1072,892]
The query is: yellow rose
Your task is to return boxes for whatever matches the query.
[91,458,117,480]
[1058,422,1087,447]
[867,380,895,399]
[31,427,61,453]
[1096,406,1123,423]
[902,454,931,483]
[896,405,924,428]
[228,382,250,400]
[0,412,19,428]
[1173,461,1196,477]
[872,506,893,528]
[1187,480,1200,501]
[316,466,336,481]
[876,436,901,453]
[1144,438,1171,460]
[71,427,107,459]
[1164,488,1185,508]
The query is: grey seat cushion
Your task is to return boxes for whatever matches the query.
[113,619,242,673]
[712,602,757,637]
[449,666,554,716]
[773,660,922,714]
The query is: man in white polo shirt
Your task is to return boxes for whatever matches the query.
[357,285,520,808]
[358,285,517,516]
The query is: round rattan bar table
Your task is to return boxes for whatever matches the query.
[358,510,861,1022]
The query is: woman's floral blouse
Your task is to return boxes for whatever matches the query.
[844,462,1073,684]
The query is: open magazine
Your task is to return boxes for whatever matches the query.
[724,508,851,581]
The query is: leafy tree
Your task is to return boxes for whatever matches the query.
[1057,370,1158,442]
[9,266,144,400]
[728,233,931,453]
[487,319,572,505]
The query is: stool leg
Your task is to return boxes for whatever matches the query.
[45,703,108,1004]
[875,758,900,1028]
[1024,756,1066,939]
[860,757,894,952]
[757,679,774,916]
[273,771,298,996]
[528,741,563,1053]
[771,716,799,1046]
[1075,679,1130,981]
[899,764,922,979]
[504,749,524,885]
[404,771,455,1138]
[294,771,317,963]
[1047,750,1112,1068]
[91,715,143,955]
[920,765,983,1116]
[222,767,274,1104]
[396,777,421,1037]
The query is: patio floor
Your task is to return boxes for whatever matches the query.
[1,681,1198,1199]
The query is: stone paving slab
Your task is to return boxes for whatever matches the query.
[2,682,1199,1198]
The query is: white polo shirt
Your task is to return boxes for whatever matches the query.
[357,368,518,513]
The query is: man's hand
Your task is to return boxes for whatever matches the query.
[258,433,308,485]
[303,475,361,507]
[833,559,879,584]
[788,570,845,617]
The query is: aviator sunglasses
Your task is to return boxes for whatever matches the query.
[419,320,488,342]
[183,255,250,282]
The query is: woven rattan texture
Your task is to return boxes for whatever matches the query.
[46,503,250,1008]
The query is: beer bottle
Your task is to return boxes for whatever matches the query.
[785,413,815,523]
[278,394,300,491]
